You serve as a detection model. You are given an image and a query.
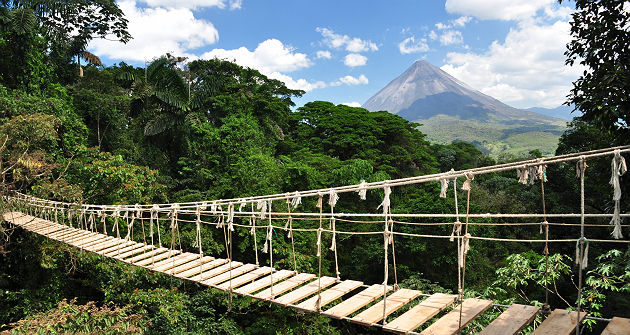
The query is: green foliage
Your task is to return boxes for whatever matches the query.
[564,0,630,137]
[67,149,166,205]
[8,299,146,334]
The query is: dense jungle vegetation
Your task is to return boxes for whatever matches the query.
[0,1,629,334]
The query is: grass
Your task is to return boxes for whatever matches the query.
[415,114,566,157]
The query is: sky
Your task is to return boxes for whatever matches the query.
[89,0,582,110]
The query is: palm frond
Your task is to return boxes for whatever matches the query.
[80,51,102,66]
[144,114,175,136]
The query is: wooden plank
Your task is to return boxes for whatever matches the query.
[2,212,27,223]
[323,284,393,319]
[124,247,169,263]
[203,263,258,287]
[384,293,458,334]
[216,266,273,291]
[254,273,316,300]
[20,219,46,229]
[71,235,109,247]
[47,228,82,239]
[132,249,178,266]
[59,231,96,243]
[420,298,493,335]
[98,241,138,255]
[601,317,630,335]
[187,261,243,282]
[478,304,539,335]
[351,288,422,326]
[57,231,96,244]
[295,280,363,312]
[531,309,587,335]
[26,221,60,232]
[76,235,116,249]
[174,258,228,279]
[234,270,295,295]
[82,237,119,251]
[111,245,154,260]
[34,225,68,236]
[273,276,337,306]
[165,256,215,276]
[28,223,62,233]
[150,253,200,272]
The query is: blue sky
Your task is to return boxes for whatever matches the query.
[90,0,581,109]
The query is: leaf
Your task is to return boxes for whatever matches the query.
[143,114,175,136]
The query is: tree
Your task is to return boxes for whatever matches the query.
[564,0,630,138]
[0,0,130,86]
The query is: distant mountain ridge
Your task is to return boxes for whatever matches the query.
[362,61,568,156]
[525,105,576,121]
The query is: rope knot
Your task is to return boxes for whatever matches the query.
[461,173,475,191]
[377,184,392,215]
[609,150,627,239]
[576,156,588,178]
[316,227,323,257]
[290,191,302,209]
[517,165,529,184]
[575,237,589,269]
[450,220,462,242]
[439,178,450,198]
[458,233,472,269]
[357,180,367,200]
[328,189,339,208]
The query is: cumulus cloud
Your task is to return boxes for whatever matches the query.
[435,16,472,30]
[89,0,218,62]
[452,16,472,27]
[439,30,463,45]
[267,72,326,91]
[140,0,242,9]
[342,102,362,107]
[201,39,325,91]
[344,53,367,67]
[445,0,555,21]
[316,50,332,59]
[332,74,369,86]
[398,36,429,54]
[201,39,311,73]
[316,27,378,52]
[440,20,584,108]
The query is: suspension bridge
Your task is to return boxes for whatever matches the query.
[3,146,630,335]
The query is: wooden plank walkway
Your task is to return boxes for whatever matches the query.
[6,212,623,335]
[531,309,587,335]
[601,317,630,335]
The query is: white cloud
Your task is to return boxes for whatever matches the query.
[200,39,324,92]
[452,16,472,27]
[334,74,369,86]
[140,0,242,9]
[267,72,326,92]
[440,20,585,108]
[435,16,472,31]
[316,50,332,59]
[316,27,378,52]
[435,22,449,30]
[398,36,429,54]
[201,39,311,73]
[89,0,218,62]
[445,0,555,21]
[440,30,463,45]
[342,102,362,107]
[343,53,367,67]
[429,30,438,40]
